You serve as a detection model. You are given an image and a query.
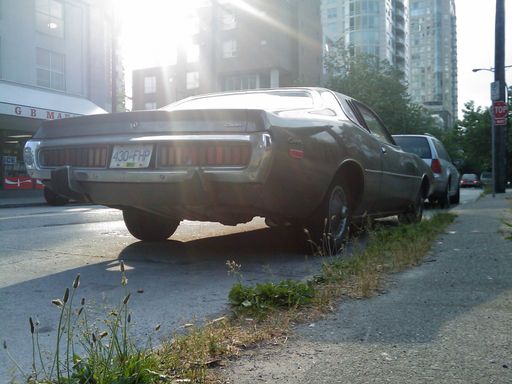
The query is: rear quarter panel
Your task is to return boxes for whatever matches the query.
[263,113,381,220]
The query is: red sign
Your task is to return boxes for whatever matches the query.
[3,176,34,190]
[493,101,508,125]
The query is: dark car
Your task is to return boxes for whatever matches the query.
[24,88,433,248]
[460,173,481,188]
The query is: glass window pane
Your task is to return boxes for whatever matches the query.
[144,76,156,93]
[186,72,199,89]
[50,0,62,17]
[37,68,51,88]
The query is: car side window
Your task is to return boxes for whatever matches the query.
[332,93,361,125]
[433,139,452,162]
[319,91,349,119]
[355,103,394,145]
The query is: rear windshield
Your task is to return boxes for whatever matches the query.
[162,90,314,111]
[393,136,432,159]
[462,174,477,180]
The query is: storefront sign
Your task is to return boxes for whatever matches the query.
[2,177,44,190]
[2,156,17,165]
[0,102,80,120]
[3,176,34,190]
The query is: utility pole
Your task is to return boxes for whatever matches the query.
[494,0,506,192]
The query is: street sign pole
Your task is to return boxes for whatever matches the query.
[491,116,496,197]
[494,0,506,193]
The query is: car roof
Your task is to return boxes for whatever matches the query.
[392,134,436,139]
[162,87,360,110]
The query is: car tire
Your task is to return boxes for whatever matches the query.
[450,186,460,204]
[122,210,180,242]
[438,184,450,209]
[307,180,351,252]
[43,186,69,206]
[398,189,424,224]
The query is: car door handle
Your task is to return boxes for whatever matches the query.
[381,147,387,154]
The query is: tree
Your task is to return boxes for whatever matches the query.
[323,47,440,135]
[455,101,492,172]
[442,91,511,178]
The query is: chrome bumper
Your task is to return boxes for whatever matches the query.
[24,133,273,187]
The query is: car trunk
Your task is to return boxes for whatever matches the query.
[32,109,270,139]
[34,109,270,169]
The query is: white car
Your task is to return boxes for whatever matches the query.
[393,134,460,208]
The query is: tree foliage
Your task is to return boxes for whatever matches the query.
[440,93,512,177]
[323,48,441,135]
[323,45,511,178]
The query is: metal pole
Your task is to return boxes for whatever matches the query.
[494,0,506,192]
[491,116,496,197]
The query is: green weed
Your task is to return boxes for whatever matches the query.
[228,280,315,318]
[3,261,162,384]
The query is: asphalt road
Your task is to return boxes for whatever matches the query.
[0,188,481,381]
[0,208,314,380]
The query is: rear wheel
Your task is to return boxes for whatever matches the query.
[307,181,351,252]
[438,184,450,209]
[122,210,180,242]
[43,186,69,206]
[398,189,424,224]
[450,185,460,204]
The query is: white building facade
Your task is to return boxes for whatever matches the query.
[0,0,113,190]
[321,0,409,82]
[409,0,458,129]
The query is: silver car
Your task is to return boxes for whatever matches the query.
[393,134,460,208]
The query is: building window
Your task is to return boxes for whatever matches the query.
[327,7,337,19]
[36,48,65,90]
[36,0,64,37]
[186,43,200,63]
[221,8,236,30]
[144,76,156,94]
[222,40,237,58]
[186,71,199,89]
[223,74,258,91]
[144,102,157,110]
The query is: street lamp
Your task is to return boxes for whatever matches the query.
[472,64,512,73]
[472,65,510,197]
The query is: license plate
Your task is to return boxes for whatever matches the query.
[110,144,153,168]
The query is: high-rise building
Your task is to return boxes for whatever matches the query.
[0,0,116,190]
[321,0,409,82]
[132,0,323,110]
[408,0,458,129]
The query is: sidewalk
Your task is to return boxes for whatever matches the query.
[0,189,46,208]
[225,192,512,383]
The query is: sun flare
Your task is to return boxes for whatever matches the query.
[114,0,202,70]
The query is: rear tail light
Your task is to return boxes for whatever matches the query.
[431,159,442,174]
[40,146,108,168]
[158,142,251,167]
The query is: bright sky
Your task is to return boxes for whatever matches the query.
[116,0,512,118]
[455,0,512,117]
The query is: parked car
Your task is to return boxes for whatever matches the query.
[480,171,492,186]
[24,87,433,247]
[460,173,482,188]
[393,134,460,208]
